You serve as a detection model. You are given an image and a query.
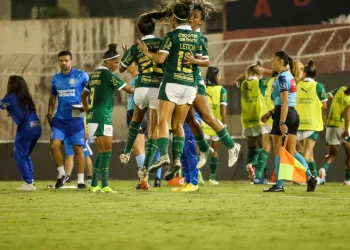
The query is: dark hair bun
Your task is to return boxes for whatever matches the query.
[108,43,117,52]
[256,59,262,66]
[174,4,190,20]
[308,59,314,67]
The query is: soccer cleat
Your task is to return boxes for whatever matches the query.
[344,180,350,186]
[89,185,101,193]
[197,171,205,185]
[101,186,116,193]
[138,167,149,191]
[120,153,131,164]
[196,147,214,169]
[65,175,71,183]
[87,176,92,187]
[318,168,326,184]
[148,155,171,173]
[16,183,36,191]
[253,178,266,184]
[153,177,161,188]
[55,175,68,188]
[263,185,285,192]
[246,164,255,183]
[228,143,241,167]
[307,176,317,192]
[171,184,188,192]
[209,179,219,185]
[77,183,86,189]
[133,183,142,190]
[163,159,181,181]
[181,184,199,192]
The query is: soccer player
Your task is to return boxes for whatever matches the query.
[202,66,227,185]
[295,60,327,179]
[118,13,164,190]
[47,51,89,189]
[318,85,350,185]
[0,76,42,191]
[124,62,162,189]
[81,44,134,193]
[137,3,204,181]
[184,1,241,170]
[263,51,317,192]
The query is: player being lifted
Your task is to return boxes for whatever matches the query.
[47,51,89,189]
[118,12,164,190]
[81,44,134,193]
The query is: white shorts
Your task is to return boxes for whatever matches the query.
[134,87,159,110]
[243,126,261,137]
[159,82,196,105]
[88,123,113,138]
[260,125,272,135]
[297,131,314,141]
[204,134,220,142]
[326,127,350,145]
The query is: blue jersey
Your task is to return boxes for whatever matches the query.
[51,68,89,119]
[272,70,297,107]
[127,75,138,111]
[0,93,40,125]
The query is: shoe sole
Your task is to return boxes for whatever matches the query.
[148,161,170,173]
[163,165,180,181]
[196,148,214,169]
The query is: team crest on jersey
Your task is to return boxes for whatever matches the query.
[69,78,76,85]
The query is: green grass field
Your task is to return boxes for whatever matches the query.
[1,181,349,250]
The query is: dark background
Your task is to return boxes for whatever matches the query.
[226,0,350,30]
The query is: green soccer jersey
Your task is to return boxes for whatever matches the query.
[195,30,209,86]
[121,35,164,88]
[159,25,203,87]
[85,66,126,124]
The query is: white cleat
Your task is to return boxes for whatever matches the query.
[16,183,36,191]
[344,180,350,186]
[148,155,170,173]
[228,143,241,167]
[318,168,326,185]
[120,153,130,164]
[197,147,214,169]
[209,179,219,185]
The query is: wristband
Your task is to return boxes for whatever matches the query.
[279,121,286,125]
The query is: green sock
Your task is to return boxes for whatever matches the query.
[173,136,185,160]
[158,137,169,157]
[308,162,318,177]
[210,157,219,180]
[322,162,329,171]
[345,169,350,181]
[255,150,269,179]
[217,128,235,149]
[124,121,141,154]
[194,134,210,152]
[99,151,112,188]
[247,146,257,164]
[144,138,158,170]
[91,154,100,187]
[251,148,262,166]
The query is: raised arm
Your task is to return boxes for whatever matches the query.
[137,40,168,64]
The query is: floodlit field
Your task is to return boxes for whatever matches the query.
[1,181,349,250]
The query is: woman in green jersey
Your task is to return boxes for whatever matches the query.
[118,12,164,190]
[138,3,204,181]
[81,44,134,193]
[183,0,241,170]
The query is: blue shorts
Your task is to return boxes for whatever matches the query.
[64,138,92,157]
[51,117,85,146]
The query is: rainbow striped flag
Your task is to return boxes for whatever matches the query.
[278,147,307,183]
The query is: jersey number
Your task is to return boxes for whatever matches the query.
[139,56,163,74]
[89,87,95,109]
[177,51,193,73]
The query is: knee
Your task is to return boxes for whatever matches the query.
[73,146,84,156]
[50,142,60,152]
[172,123,183,136]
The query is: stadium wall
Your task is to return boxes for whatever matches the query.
[1,71,350,183]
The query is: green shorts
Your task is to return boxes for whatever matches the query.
[297,131,319,141]
[87,122,113,137]
[197,84,207,96]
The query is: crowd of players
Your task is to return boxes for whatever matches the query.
[1,0,350,192]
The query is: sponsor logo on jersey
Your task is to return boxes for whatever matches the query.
[69,78,76,85]
[58,89,75,97]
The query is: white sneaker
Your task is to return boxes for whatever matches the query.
[209,179,219,185]
[318,168,326,184]
[228,143,241,167]
[120,153,131,164]
[16,183,36,191]
[148,155,170,173]
[344,180,350,186]
[197,147,214,169]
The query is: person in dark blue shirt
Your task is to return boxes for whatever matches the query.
[261,51,316,192]
[0,75,42,191]
[47,51,89,188]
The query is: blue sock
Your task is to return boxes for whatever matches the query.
[153,150,161,179]
[275,156,284,188]
[294,152,312,178]
[135,154,145,169]
[156,168,162,179]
